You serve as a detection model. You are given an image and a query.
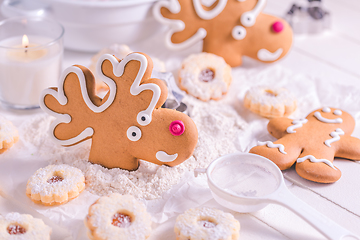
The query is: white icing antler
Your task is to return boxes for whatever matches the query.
[153,0,207,51]
[240,0,266,27]
[40,65,117,146]
[108,53,161,126]
[193,0,227,20]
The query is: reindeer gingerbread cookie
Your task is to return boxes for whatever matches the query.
[153,0,293,67]
[40,52,198,171]
[250,107,360,183]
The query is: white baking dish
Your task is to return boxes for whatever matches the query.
[1,0,162,52]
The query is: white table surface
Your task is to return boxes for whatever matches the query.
[1,0,360,239]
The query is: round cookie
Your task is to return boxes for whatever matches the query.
[26,164,85,206]
[153,0,293,67]
[85,193,152,240]
[179,53,232,101]
[0,116,19,154]
[250,107,360,183]
[244,86,297,118]
[0,212,51,240]
[174,207,240,240]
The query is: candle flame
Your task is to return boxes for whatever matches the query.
[22,35,29,48]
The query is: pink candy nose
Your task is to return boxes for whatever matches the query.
[272,21,284,33]
[169,120,185,136]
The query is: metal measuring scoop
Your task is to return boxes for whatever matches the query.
[195,153,359,240]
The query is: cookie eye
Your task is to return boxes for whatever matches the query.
[334,110,342,116]
[137,112,151,126]
[127,126,142,141]
[322,107,331,113]
[232,26,247,40]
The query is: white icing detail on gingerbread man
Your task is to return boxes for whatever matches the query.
[314,111,343,124]
[257,48,283,61]
[257,141,287,154]
[156,151,178,162]
[324,128,344,147]
[334,109,342,116]
[297,155,336,170]
[193,0,227,20]
[40,65,114,146]
[153,0,207,51]
[240,0,266,27]
[109,53,161,126]
[286,119,308,134]
[232,25,247,40]
[322,107,331,113]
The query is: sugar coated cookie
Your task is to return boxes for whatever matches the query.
[179,53,232,101]
[26,164,85,205]
[250,107,360,183]
[153,0,293,67]
[244,86,297,118]
[174,207,240,240]
[0,212,51,240]
[0,116,19,154]
[85,193,152,240]
[41,52,198,171]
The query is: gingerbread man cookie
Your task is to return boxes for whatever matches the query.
[40,52,198,171]
[153,0,293,67]
[250,107,360,183]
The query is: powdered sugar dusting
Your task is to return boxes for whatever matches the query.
[20,95,245,200]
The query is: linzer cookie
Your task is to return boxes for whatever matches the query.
[244,86,297,118]
[250,107,360,183]
[40,52,198,171]
[0,116,18,154]
[85,193,152,240]
[174,207,240,240]
[153,0,293,67]
[0,212,52,239]
[179,53,232,101]
[26,164,85,205]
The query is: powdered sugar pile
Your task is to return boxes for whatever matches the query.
[20,96,246,200]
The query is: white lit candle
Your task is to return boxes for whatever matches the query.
[0,17,64,109]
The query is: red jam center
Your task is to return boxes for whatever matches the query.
[198,220,217,228]
[112,213,132,228]
[7,225,26,235]
[265,90,277,97]
[199,69,215,82]
[47,175,64,184]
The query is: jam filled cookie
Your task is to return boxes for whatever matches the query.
[0,116,19,154]
[174,207,240,240]
[0,212,51,240]
[179,53,232,101]
[85,193,152,240]
[244,86,297,118]
[26,164,85,206]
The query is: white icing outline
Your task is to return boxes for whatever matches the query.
[314,112,343,124]
[286,119,308,134]
[193,0,227,20]
[322,107,331,113]
[232,25,247,40]
[153,0,207,51]
[324,128,344,147]
[334,110,342,116]
[156,151,178,162]
[40,65,116,146]
[257,48,283,61]
[127,126,142,142]
[297,155,336,170]
[240,0,266,27]
[257,141,287,154]
[107,53,161,126]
